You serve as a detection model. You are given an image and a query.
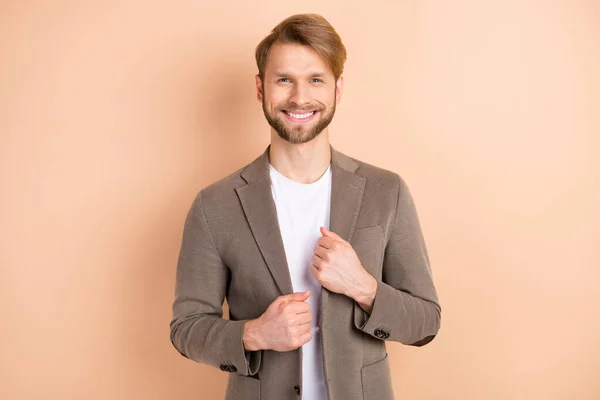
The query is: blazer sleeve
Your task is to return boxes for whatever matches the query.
[354,174,441,346]
[169,190,262,376]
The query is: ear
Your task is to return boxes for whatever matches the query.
[335,75,344,104]
[255,74,263,102]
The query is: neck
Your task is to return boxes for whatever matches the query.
[268,130,331,184]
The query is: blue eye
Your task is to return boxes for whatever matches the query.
[278,78,291,83]
[311,78,323,83]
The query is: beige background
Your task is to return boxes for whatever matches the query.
[1,1,599,399]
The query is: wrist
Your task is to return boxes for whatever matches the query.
[242,318,264,351]
[352,274,377,311]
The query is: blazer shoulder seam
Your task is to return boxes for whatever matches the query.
[391,173,402,233]
[198,190,225,261]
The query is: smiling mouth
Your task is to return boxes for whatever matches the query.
[282,110,319,122]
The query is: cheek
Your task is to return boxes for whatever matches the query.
[316,91,335,107]
[264,87,287,105]
[268,99,285,113]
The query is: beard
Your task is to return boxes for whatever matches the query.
[262,92,337,144]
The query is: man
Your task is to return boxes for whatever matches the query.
[170,13,441,400]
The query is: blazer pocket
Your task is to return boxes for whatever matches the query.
[360,353,394,400]
[225,374,261,400]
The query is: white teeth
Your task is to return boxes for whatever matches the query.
[287,111,315,119]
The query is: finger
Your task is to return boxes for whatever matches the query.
[297,330,313,347]
[313,245,327,258]
[317,236,334,249]
[319,226,338,238]
[311,254,323,268]
[311,264,321,280]
[283,301,311,314]
[280,291,311,303]
[319,234,347,248]
[297,321,312,332]
[294,312,312,325]
[320,227,347,243]
[293,331,312,349]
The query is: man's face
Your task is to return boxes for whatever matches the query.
[256,42,343,144]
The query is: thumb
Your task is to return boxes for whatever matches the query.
[320,226,340,239]
[287,290,311,302]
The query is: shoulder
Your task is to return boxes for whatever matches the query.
[195,165,248,205]
[183,156,254,218]
[346,154,405,191]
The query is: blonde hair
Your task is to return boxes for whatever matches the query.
[255,14,347,81]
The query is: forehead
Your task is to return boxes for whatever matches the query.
[265,41,334,77]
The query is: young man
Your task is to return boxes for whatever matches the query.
[170,13,441,400]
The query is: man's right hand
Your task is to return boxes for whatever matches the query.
[243,291,313,352]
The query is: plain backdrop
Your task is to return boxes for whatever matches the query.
[1,1,599,399]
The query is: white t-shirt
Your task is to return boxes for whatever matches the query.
[269,162,331,400]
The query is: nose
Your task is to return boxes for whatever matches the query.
[288,82,311,107]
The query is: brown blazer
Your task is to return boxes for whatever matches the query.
[170,144,441,400]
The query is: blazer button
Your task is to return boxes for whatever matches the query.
[228,365,237,373]
[219,364,227,371]
[374,328,390,339]
[294,385,301,395]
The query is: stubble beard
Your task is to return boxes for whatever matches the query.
[262,92,337,145]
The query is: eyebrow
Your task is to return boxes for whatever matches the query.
[273,71,327,78]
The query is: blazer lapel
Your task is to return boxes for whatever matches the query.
[320,146,366,330]
[235,143,366,310]
[235,145,294,295]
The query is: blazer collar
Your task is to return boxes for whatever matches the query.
[239,143,359,183]
[235,143,366,297]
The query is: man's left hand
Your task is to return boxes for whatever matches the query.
[311,227,377,306]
